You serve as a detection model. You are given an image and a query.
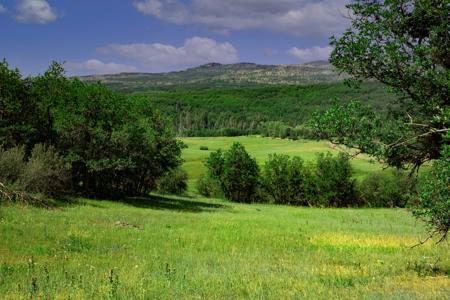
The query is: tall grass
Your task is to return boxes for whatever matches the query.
[0,195,448,299]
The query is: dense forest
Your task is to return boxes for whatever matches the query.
[134,82,396,136]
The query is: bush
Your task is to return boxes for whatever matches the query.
[308,152,358,207]
[205,149,225,179]
[220,143,260,202]
[262,154,309,205]
[199,146,209,151]
[0,145,26,184]
[19,144,70,197]
[156,168,188,195]
[196,174,222,198]
[359,170,416,207]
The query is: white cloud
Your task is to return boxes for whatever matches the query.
[65,59,138,75]
[0,4,6,13]
[133,0,350,37]
[288,46,332,63]
[99,37,238,70]
[15,0,58,24]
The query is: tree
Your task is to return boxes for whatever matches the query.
[412,141,450,243]
[0,60,185,198]
[0,60,36,149]
[204,143,259,202]
[205,149,225,179]
[55,84,184,197]
[314,0,449,240]
[262,154,309,205]
[327,0,449,169]
[311,153,358,207]
[221,143,259,202]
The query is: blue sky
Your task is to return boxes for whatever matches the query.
[0,0,350,75]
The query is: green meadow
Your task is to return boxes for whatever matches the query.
[0,196,449,299]
[181,136,383,190]
[0,137,447,299]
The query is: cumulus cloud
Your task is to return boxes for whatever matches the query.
[0,4,6,13]
[133,0,350,37]
[99,37,238,70]
[15,0,58,24]
[65,59,138,75]
[288,46,332,63]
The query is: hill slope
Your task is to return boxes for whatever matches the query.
[81,61,346,93]
[138,82,395,136]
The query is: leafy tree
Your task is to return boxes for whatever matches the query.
[30,61,70,146]
[310,153,358,207]
[316,0,449,239]
[0,60,36,149]
[0,60,185,198]
[204,143,259,202]
[54,84,184,197]
[262,154,309,205]
[205,149,225,180]
[156,167,188,195]
[358,170,417,208]
[412,142,450,243]
[19,144,70,197]
[324,0,449,169]
[196,174,222,198]
[221,143,260,202]
[0,145,26,184]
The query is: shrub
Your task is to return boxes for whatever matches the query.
[220,143,260,202]
[358,170,416,207]
[196,174,222,198]
[156,167,188,195]
[205,149,225,179]
[0,145,26,184]
[262,154,309,205]
[19,144,70,197]
[308,152,358,207]
[199,146,209,151]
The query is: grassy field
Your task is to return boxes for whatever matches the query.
[181,136,384,190]
[0,196,448,299]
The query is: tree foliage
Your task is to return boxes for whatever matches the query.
[309,153,359,207]
[326,0,449,169]
[156,167,188,195]
[20,144,70,197]
[319,0,449,240]
[412,142,450,243]
[262,154,309,205]
[142,82,395,137]
[359,170,417,208]
[0,60,184,198]
[204,143,259,202]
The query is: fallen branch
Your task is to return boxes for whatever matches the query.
[0,182,50,208]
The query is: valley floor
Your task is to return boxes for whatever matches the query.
[181,136,384,191]
[0,195,449,299]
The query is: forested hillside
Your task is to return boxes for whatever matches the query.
[81,61,396,137]
[135,81,396,136]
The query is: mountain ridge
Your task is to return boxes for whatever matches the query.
[80,60,347,93]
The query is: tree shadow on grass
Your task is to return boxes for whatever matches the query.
[3,193,230,213]
[119,194,230,213]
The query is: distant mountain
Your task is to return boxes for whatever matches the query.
[80,61,347,93]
